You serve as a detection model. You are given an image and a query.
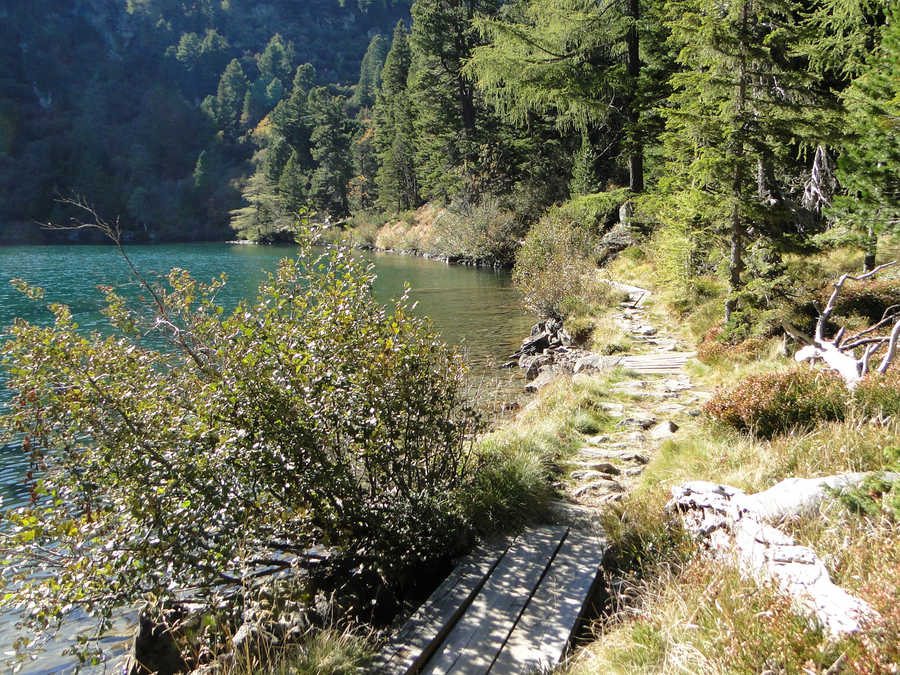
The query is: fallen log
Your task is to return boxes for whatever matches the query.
[667,473,897,636]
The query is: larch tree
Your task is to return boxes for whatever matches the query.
[466,0,658,194]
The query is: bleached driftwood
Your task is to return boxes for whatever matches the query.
[667,473,896,635]
[786,261,900,388]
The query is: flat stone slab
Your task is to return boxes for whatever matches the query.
[573,479,624,498]
[576,448,649,464]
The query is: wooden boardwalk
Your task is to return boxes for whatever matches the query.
[616,352,695,375]
[374,526,607,674]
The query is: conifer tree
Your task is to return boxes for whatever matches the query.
[351,34,389,109]
[467,0,653,193]
[830,7,900,269]
[660,0,824,323]
[409,0,500,201]
[308,88,354,215]
[202,58,249,140]
[374,21,420,211]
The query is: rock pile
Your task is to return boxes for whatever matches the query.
[507,319,618,392]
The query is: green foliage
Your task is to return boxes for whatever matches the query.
[308,88,355,215]
[0,239,481,650]
[703,369,847,438]
[555,189,631,231]
[830,7,900,251]
[351,34,389,109]
[374,21,420,212]
[836,469,900,522]
[513,210,607,320]
[432,198,524,266]
[660,0,827,321]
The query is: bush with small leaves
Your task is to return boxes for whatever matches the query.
[704,369,847,438]
[0,239,481,659]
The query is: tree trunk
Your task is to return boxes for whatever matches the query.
[864,225,877,272]
[625,0,643,193]
[725,1,749,324]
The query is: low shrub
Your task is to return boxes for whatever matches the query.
[824,277,900,324]
[704,369,847,438]
[431,198,524,266]
[513,213,610,319]
[0,238,482,660]
[854,368,900,419]
[696,324,770,365]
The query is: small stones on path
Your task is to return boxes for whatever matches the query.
[649,420,679,440]
[573,479,625,498]
[577,448,649,464]
[571,462,621,476]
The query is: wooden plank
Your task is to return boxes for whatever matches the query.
[374,539,511,674]
[489,530,608,674]
[421,526,569,675]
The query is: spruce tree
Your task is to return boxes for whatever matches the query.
[660,0,824,323]
[203,58,249,140]
[830,7,900,269]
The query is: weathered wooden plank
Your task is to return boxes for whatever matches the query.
[489,530,608,674]
[374,540,511,674]
[421,526,569,675]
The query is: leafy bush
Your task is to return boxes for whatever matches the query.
[704,369,847,438]
[432,198,524,266]
[513,212,610,319]
[0,240,480,653]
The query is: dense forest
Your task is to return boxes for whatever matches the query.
[0,0,411,242]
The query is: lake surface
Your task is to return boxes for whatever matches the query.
[0,242,533,672]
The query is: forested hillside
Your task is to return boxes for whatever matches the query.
[0,0,411,242]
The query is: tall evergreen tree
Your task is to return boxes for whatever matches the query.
[202,58,249,140]
[830,7,900,269]
[351,34,389,109]
[660,0,825,323]
[467,0,658,193]
[409,0,500,201]
[308,88,354,215]
[374,21,420,211]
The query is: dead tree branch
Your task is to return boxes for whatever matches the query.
[789,261,899,387]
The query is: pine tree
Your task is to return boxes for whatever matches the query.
[830,7,900,269]
[374,21,420,211]
[409,0,500,201]
[257,34,296,86]
[308,88,354,215]
[660,0,825,323]
[202,58,249,140]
